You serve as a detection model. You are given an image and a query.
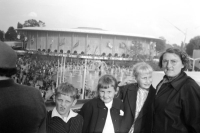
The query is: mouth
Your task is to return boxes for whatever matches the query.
[60,107,65,111]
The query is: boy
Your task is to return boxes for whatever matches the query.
[47,82,83,133]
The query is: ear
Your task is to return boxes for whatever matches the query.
[116,87,119,94]
[72,99,77,106]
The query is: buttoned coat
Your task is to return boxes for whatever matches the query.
[119,83,156,133]
[79,98,123,133]
[0,79,46,133]
[152,72,200,133]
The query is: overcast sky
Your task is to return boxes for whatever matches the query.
[0,0,200,45]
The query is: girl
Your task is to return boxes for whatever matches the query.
[79,74,123,133]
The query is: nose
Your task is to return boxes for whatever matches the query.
[166,61,172,68]
[146,78,152,84]
[103,92,108,98]
[61,101,65,106]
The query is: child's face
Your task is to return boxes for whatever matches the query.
[55,94,76,117]
[136,72,152,90]
[99,86,117,103]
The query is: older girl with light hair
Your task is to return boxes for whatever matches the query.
[119,62,156,133]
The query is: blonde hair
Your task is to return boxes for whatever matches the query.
[132,62,153,78]
[55,82,78,100]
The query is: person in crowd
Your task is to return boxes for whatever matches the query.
[119,62,156,133]
[46,82,83,133]
[0,41,46,133]
[151,48,200,133]
[79,74,124,133]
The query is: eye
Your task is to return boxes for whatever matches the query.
[57,99,62,102]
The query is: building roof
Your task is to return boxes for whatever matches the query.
[17,27,161,40]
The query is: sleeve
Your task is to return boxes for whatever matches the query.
[77,116,84,133]
[36,89,47,133]
[79,102,93,133]
[182,80,200,132]
[118,86,125,100]
[38,115,46,133]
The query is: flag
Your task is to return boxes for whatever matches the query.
[73,41,79,49]
[59,38,65,46]
[17,34,20,39]
[49,43,52,49]
[24,36,28,42]
[31,36,34,45]
[107,42,113,49]
[93,45,98,54]
[86,44,90,54]
[120,42,126,49]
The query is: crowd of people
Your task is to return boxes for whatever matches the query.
[0,40,200,133]
[10,53,136,100]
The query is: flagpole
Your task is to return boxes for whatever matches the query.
[56,58,59,88]
[82,59,87,99]
[60,56,63,84]
[63,56,66,83]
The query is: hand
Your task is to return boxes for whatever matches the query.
[118,76,136,86]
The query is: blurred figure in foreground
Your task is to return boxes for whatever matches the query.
[0,41,46,133]
[151,48,200,133]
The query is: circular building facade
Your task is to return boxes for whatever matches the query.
[17,27,160,57]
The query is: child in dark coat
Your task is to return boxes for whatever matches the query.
[79,74,124,133]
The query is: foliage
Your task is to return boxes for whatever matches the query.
[172,43,181,49]
[156,37,166,52]
[165,43,173,50]
[127,41,143,57]
[17,22,23,28]
[0,30,5,41]
[5,27,17,41]
[186,36,200,56]
[23,19,45,27]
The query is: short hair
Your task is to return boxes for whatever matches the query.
[132,62,153,78]
[97,74,118,92]
[55,82,78,100]
[0,68,17,77]
[158,48,189,71]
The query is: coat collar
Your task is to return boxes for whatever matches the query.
[0,79,15,88]
[169,71,188,91]
[137,85,156,119]
[97,98,121,110]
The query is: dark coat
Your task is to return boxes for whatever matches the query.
[47,111,83,133]
[152,72,200,133]
[119,83,156,133]
[79,98,123,133]
[0,79,46,133]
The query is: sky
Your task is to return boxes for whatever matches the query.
[0,0,200,45]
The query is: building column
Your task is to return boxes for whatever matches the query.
[100,35,102,54]
[71,33,74,53]
[46,32,48,51]
[85,34,88,54]
[36,31,38,50]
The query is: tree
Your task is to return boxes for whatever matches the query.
[172,43,181,49]
[0,30,5,41]
[5,27,17,41]
[186,36,200,56]
[23,19,45,27]
[156,37,166,53]
[17,22,23,28]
